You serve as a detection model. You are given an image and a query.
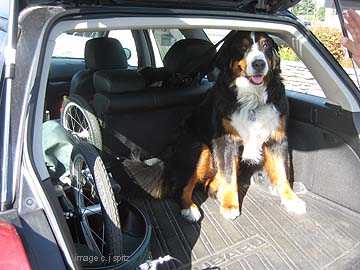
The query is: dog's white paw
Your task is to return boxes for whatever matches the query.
[220,206,240,220]
[181,205,202,222]
[282,198,306,215]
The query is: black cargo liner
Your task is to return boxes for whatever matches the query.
[119,176,360,270]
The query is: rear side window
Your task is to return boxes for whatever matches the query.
[278,46,325,97]
[108,30,138,67]
[52,32,100,59]
[151,29,185,67]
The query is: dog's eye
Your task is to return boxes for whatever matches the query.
[262,42,269,49]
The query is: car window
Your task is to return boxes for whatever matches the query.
[204,29,231,44]
[150,29,185,67]
[108,30,138,67]
[290,3,360,89]
[52,32,101,59]
[278,45,325,97]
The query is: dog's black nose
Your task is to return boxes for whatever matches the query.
[252,59,266,72]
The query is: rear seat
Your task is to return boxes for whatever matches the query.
[70,37,128,101]
[92,38,217,158]
[139,38,217,87]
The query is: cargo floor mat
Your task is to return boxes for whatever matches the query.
[123,181,360,270]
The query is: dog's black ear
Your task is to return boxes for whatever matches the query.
[215,42,232,74]
[272,41,281,72]
[215,30,239,74]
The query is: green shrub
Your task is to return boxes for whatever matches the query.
[279,45,299,61]
[309,25,345,63]
[279,25,349,67]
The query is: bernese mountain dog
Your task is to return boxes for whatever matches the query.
[124,31,306,222]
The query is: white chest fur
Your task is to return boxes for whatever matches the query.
[230,77,280,163]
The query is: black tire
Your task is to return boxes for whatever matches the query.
[61,95,102,151]
[70,142,122,264]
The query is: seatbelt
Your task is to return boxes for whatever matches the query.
[104,127,151,160]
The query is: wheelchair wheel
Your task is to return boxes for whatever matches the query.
[61,95,102,151]
[70,142,122,264]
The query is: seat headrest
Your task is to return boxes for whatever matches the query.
[163,39,217,75]
[93,69,145,94]
[85,37,128,70]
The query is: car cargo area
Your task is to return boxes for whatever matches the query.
[117,171,360,270]
[38,9,360,270]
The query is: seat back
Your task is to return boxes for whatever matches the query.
[92,39,217,158]
[69,37,128,100]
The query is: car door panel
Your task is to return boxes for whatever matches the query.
[287,90,360,213]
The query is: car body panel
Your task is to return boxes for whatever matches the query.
[0,220,31,270]
[19,0,302,13]
[1,2,360,269]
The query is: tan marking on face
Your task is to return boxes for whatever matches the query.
[258,36,267,43]
[239,58,247,74]
[231,60,242,78]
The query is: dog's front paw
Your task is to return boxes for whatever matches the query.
[220,205,240,220]
[218,184,240,220]
[282,197,306,215]
[181,204,202,222]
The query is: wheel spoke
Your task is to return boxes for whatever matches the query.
[66,110,74,131]
[80,222,103,257]
[86,222,107,247]
[101,223,105,255]
[72,183,98,206]
[80,204,102,217]
[70,112,85,132]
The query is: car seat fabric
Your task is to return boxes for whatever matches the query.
[69,37,128,100]
[139,38,217,87]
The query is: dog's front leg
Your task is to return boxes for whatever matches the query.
[264,118,306,214]
[181,144,214,222]
[212,135,241,220]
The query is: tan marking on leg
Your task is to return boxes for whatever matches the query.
[207,174,220,198]
[270,115,286,141]
[222,118,241,141]
[181,145,213,209]
[218,157,240,220]
[263,146,306,214]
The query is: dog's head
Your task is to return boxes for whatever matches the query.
[217,31,280,87]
